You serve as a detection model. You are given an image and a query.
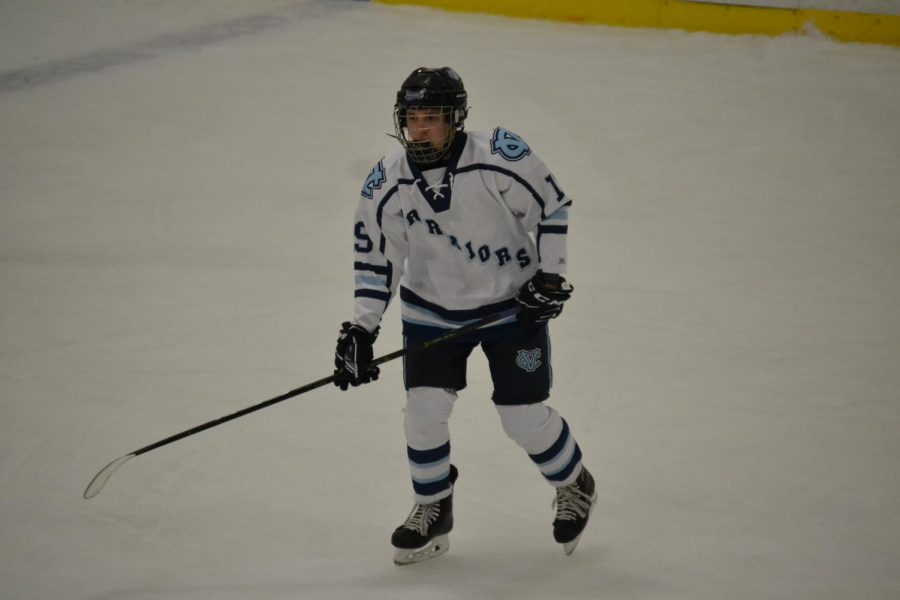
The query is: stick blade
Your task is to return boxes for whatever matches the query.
[83,454,135,499]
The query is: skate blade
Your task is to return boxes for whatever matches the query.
[563,537,581,556]
[393,534,450,566]
[562,489,599,556]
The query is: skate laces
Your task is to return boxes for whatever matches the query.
[403,502,440,535]
[552,483,593,522]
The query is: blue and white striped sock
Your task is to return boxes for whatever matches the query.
[497,404,583,488]
[528,419,583,487]
[408,441,452,504]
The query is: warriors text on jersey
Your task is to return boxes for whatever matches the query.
[352,127,572,337]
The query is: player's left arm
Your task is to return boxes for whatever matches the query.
[493,131,574,320]
[487,128,572,273]
[534,171,571,276]
[513,148,572,276]
[516,165,573,322]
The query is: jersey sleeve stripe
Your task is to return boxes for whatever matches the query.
[537,224,568,235]
[354,289,391,302]
[355,275,387,287]
[354,261,391,275]
[542,207,570,223]
[354,260,393,290]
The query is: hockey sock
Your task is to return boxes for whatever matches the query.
[496,403,583,487]
[405,387,457,504]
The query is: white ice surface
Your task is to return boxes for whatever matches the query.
[1,1,899,599]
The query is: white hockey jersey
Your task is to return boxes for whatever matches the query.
[351,127,572,337]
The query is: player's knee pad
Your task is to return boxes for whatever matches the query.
[496,403,563,455]
[404,387,457,449]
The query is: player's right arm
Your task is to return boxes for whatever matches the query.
[333,159,407,390]
[351,158,407,334]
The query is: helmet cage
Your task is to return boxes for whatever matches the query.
[393,105,466,164]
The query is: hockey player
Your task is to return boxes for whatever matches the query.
[333,66,596,565]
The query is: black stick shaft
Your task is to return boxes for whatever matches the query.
[130,311,508,458]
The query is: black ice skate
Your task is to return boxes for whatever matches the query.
[391,464,458,566]
[552,466,597,555]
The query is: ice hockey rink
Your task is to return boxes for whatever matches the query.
[1,1,898,598]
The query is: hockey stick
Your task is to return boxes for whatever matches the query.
[83,310,511,500]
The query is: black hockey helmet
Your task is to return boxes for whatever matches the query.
[395,66,468,119]
[393,66,469,164]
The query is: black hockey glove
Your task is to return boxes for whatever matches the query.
[515,271,574,323]
[333,322,380,391]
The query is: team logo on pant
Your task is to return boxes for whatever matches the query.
[516,348,542,372]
